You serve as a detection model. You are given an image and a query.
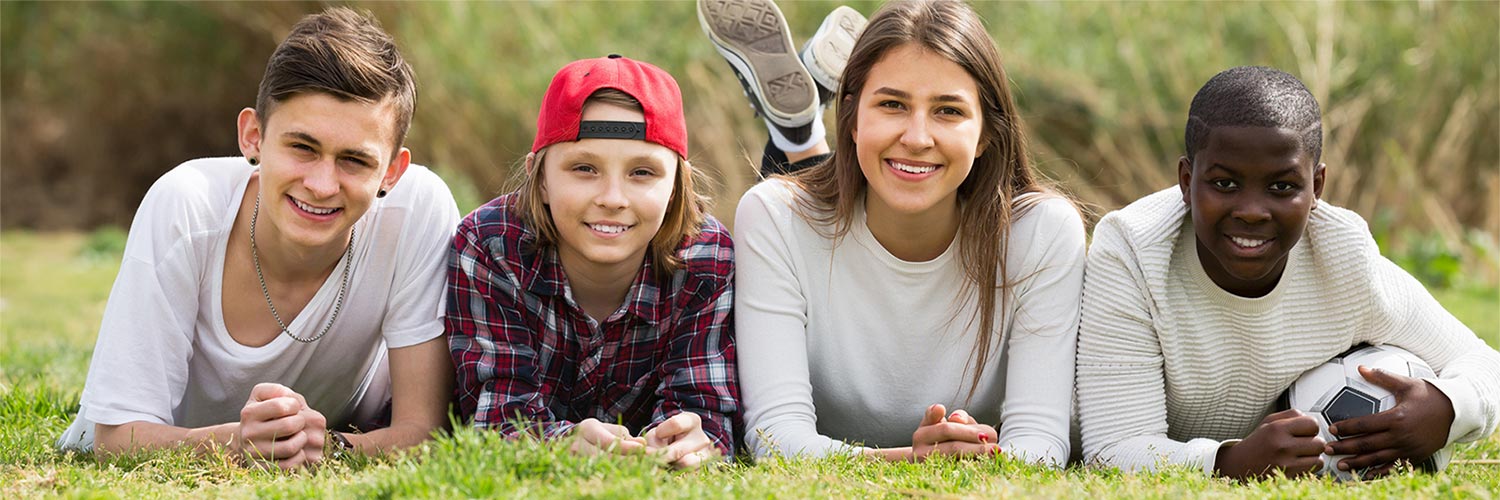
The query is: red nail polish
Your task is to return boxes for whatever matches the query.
[979,433,988,444]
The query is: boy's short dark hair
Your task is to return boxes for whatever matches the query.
[1185,66,1322,164]
[255,7,416,157]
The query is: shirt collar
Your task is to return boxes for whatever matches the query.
[525,246,670,325]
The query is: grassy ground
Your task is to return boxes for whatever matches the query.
[2,231,1498,498]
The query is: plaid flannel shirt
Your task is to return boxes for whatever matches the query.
[447,194,739,455]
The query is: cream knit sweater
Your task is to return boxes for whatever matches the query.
[1077,187,1500,474]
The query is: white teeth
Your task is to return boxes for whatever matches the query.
[589,224,628,234]
[293,198,337,215]
[1231,236,1268,248]
[891,161,937,174]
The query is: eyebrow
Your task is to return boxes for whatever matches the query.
[565,149,667,166]
[872,87,971,104]
[282,131,379,163]
[1207,163,1306,179]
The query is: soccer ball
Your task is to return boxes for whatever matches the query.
[1276,344,1454,481]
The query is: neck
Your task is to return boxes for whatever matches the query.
[864,194,961,262]
[557,246,642,322]
[244,189,350,284]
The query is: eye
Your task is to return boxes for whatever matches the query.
[876,100,906,110]
[1211,179,1238,191]
[1269,181,1299,194]
[631,166,659,177]
[936,106,965,117]
[341,156,372,169]
[291,143,315,153]
[571,164,597,174]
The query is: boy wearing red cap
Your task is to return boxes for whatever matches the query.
[446,55,737,469]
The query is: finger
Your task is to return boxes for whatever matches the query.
[920,404,947,428]
[1360,461,1397,479]
[931,440,995,458]
[1262,408,1306,424]
[249,383,295,403]
[275,451,307,471]
[672,449,710,470]
[1279,415,1323,437]
[299,408,327,433]
[241,397,304,423]
[913,422,990,445]
[242,414,308,445]
[1339,448,1402,472]
[1326,431,1397,456]
[947,409,977,425]
[1328,411,1396,438]
[1289,436,1328,457]
[1282,455,1324,477]
[659,433,712,464]
[611,436,647,455]
[1358,365,1413,394]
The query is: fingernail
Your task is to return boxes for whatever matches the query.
[978,433,988,444]
[1338,461,1350,471]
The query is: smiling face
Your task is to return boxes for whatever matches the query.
[241,92,408,252]
[539,101,679,276]
[1180,125,1325,297]
[852,43,985,223]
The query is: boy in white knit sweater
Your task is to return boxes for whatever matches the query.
[1076,66,1500,479]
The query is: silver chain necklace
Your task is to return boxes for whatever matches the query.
[250,194,354,343]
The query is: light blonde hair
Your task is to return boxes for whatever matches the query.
[513,89,710,277]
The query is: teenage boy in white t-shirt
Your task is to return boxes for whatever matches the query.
[56,7,460,471]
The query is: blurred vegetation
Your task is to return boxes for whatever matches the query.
[2,1,1496,284]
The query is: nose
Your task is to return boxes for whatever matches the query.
[303,159,339,199]
[1232,195,1272,224]
[594,177,628,210]
[899,114,934,151]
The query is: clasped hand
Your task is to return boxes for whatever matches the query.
[910,403,1001,462]
[235,382,328,470]
[569,413,719,469]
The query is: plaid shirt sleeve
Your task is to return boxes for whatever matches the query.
[647,222,740,456]
[447,211,575,440]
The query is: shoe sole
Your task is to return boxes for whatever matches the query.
[802,6,867,92]
[698,0,817,128]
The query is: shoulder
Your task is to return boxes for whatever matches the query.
[454,192,538,268]
[377,164,459,219]
[679,215,734,285]
[143,157,252,211]
[135,157,252,232]
[1091,186,1188,257]
[1300,200,1381,271]
[736,178,803,219]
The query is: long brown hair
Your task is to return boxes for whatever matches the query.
[514,89,711,278]
[784,0,1061,398]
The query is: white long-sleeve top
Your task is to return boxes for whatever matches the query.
[733,179,1085,466]
[1077,187,1500,474]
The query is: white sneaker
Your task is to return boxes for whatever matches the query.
[799,6,867,97]
[697,0,818,128]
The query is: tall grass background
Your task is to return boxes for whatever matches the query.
[2,0,1497,287]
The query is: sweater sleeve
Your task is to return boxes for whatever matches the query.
[1367,254,1500,445]
[996,199,1085,467]
[1077,216,1227,473]
[733,185,863,459]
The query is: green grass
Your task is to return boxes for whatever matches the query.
[3,231,1499,498]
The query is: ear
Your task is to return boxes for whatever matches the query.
[1311,162,1326,207]
[380,147,412,192]
[236,108,262,161]
[525,152,549,204]
[1177,155,1193,206]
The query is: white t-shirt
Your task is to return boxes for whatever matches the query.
[734,179,1085,466]
[1077,187,1500,473]
[57,157,459,451]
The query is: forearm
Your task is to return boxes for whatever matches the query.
[864,446,912,462]
[95,421,239,456]
[341,420,442,455]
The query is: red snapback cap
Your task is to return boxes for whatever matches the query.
[531,54,688,158]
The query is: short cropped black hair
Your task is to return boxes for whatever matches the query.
[1184,66,1322,164]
